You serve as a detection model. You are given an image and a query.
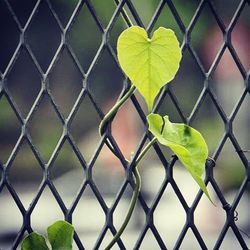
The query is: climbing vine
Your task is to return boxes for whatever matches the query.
[21,26,210,250]
[99,26,210,250]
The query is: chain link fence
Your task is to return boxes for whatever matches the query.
[0,0,250,249]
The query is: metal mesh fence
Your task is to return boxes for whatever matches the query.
[0,0,249,249]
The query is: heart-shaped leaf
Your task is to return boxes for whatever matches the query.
[147,113,211,200]
[117,26,182,111]
[21,232,49,250]
[47,220,74,250]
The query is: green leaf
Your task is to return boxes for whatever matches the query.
[21,232,50,250]
[117,26,182,111]
[147,113,211,200]
[47,220,74,250]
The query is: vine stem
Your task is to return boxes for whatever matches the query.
[104,137,157,250]
[99,85,136,137]
[99,83,157,249]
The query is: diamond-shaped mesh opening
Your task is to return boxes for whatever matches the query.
[0,95,21,164]
[170,50,205,116]
[192,95,225,155]
[70,94,101,163]
[154,185,186,249]
[73,185,105,249]
[213,139,246,204]
[68,3,102,72]
[7,48,41,117]
[190,2,224,70]
[49,47,83,116]
[209,48,245,116]
[50,139,85,208]
[8,139,43,209]
[26,0,61,72]
[0,1,20,73]
[92,143,126,207]
[28,94,62,162]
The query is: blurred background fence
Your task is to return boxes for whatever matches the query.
[0,0,250,249]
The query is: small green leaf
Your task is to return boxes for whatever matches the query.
[147,113,211,200]
[47,220,74,250]
[117,26,182,111]
[21,232,49,250]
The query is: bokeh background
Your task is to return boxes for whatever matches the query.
[0,0,249,249]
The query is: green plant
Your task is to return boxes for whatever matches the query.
[99,25,211,249]
[20,26,211,250]
[21,220,74,250]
